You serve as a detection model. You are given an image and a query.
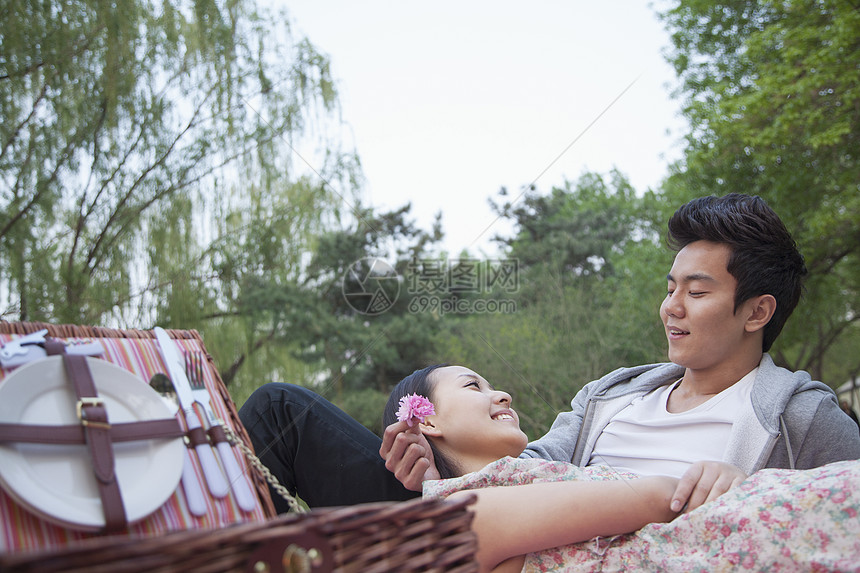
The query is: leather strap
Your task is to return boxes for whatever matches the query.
[187,426,209,448]
[207,424,229,445]
[47,340,126,532]
[0,418,185,445]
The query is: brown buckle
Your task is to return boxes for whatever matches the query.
[77,397,111,430]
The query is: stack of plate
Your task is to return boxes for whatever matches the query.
[0,357,183,531]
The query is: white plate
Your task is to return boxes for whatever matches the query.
[0,356,184,530]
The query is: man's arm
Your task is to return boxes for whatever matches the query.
[670,460,747,512]
[791,395,860,469]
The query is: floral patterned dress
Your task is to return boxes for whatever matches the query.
[423,457,860,572]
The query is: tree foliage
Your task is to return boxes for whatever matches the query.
[296,205,445,392]
[491,170,645,286]
[1,0,342,326]
[245,204,447,432]
[0,0,375,393]
[658,0,860,383]
[0,0,461,424]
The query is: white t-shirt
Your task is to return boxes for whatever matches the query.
[588,368,758,478]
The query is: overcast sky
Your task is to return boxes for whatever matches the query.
[283,1,687,256]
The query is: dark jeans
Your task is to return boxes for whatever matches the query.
[238,383,419,513]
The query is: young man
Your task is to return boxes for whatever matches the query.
[240,193,860,512]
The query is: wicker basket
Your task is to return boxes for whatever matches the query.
[0,495,478,573]
[0,322,478,572]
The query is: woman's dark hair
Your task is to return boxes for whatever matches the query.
[382,364,461,479]
[667,193,808,352]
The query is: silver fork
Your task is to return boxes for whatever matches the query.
[184,351,256,512]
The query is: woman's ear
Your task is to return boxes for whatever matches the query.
[744,294,777,333]
[419,416,442,438]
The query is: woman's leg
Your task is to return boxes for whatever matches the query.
[238,383,420,512]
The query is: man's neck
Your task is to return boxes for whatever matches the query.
[668,353,763,413]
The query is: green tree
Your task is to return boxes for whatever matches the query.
[182,172,349,393]
[490,170,645,290]
[1,0,343,328]
[658,0,860,384]
[1,0,377,394]
[301,206,442,384]
[232,204,447,433]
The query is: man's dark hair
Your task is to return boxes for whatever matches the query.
[383,364,460,479]
[667,193,807,352]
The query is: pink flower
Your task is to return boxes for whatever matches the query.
[396,394,435,427]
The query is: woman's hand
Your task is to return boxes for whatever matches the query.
[670,460,747,513]
[379,420,440,491]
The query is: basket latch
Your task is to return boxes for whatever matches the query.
[246,530,333,573]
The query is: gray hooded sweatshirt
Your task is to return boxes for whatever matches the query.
[523,354,860,474]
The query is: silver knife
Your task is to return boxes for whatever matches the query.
[154,327,229,499]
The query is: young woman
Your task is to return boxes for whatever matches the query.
[383,364,680,572]
[383,364,860,573]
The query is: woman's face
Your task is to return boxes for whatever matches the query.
[424,365,528,471]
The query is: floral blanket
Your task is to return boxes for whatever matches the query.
[424,457,860,572]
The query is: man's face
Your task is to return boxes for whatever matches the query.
[660,241,755,373]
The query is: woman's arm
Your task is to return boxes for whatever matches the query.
[380,421,440,491]
[448,475,679,573]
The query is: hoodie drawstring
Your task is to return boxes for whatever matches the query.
[779,415,796,470]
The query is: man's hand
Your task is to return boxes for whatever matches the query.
[379,420,440,491]
[670,461,747,513]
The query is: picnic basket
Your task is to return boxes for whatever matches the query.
[0,321,478,572]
